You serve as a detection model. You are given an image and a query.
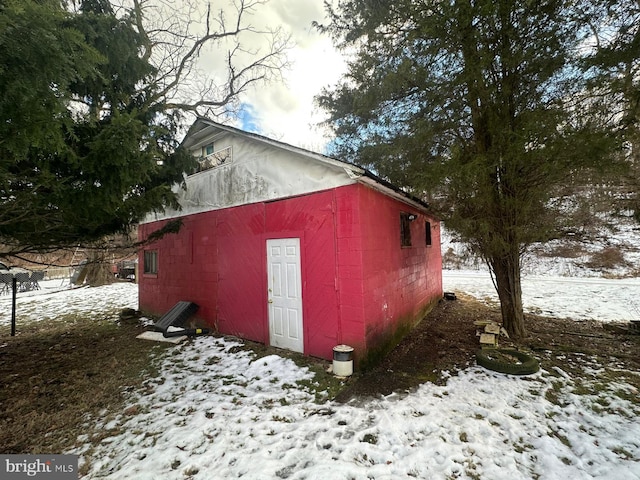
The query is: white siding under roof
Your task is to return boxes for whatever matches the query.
[142,129,358,223]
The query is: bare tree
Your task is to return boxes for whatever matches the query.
[1,0,292,285]
[129,0,291,117]
[581,0,640,220]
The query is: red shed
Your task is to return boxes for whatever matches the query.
[138,118,442,368]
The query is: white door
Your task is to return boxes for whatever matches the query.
[267,238,304,353]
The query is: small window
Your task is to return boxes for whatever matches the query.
[203,143,214,156]
[425,221,432,246]
[400,213,412,247]
[143,250,158,275]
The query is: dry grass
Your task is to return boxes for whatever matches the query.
[535,244,589,259]
[0,314,169,454]
[585,246,630,270]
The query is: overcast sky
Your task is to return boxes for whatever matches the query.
[195,0,347,152]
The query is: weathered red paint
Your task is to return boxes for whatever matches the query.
[138,183,442,364]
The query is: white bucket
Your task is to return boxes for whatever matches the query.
[332,345,354,376]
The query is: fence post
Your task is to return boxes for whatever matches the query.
[11,277,17,336]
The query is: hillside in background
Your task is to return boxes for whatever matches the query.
[442,209,640,279]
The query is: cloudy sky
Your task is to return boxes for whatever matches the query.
[194,0,347,152]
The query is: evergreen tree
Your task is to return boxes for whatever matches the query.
[318,0,619,337]
[0,0,193,254]
[582,0,640,221]
[0,0,288,262]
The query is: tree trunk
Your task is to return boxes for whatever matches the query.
[84,250,115,287]
[490,253,526,339]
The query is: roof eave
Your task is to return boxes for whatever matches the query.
[184,117,437,218]
[357,172,435,217]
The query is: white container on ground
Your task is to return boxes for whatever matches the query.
[332,345,354,376]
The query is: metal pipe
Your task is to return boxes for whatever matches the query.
[11,277,17,336]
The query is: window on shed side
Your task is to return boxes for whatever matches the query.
[202,143,214,156]
[400,213,412,247]
[143,250,158,275]
[425,221,432,246]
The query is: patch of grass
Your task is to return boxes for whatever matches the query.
[272,415,293,423]
[463,458,482,480]
[183,466,199,477]
[538,244,588,259]
[361,433,378,444]
[571,380,595,396]
[600,369,640,392]
[544,381,565,406]
[556,366,640,416]
[549,428,572,449]
[614,388,637,403]
[294,360,347,403]
[275,465,296,479]
[0,313,169,456]
[585,246,629,271]
[354,452,374,465]
[612,446,634,460]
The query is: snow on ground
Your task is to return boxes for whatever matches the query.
[0,280,138,326]
[73,334,640,480]
[443,270,640,322]
[1,276,639,479]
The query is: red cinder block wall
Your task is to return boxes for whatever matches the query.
[264,190,340,360]
[334,185,367,356]
[138,190,344,359]
[138,183,441,366]
[215,204,266,343]
[138,212,221,327]
[355,184,442,368]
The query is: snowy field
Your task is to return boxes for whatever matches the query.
[1,275,639,479]
[444,270,640,322]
